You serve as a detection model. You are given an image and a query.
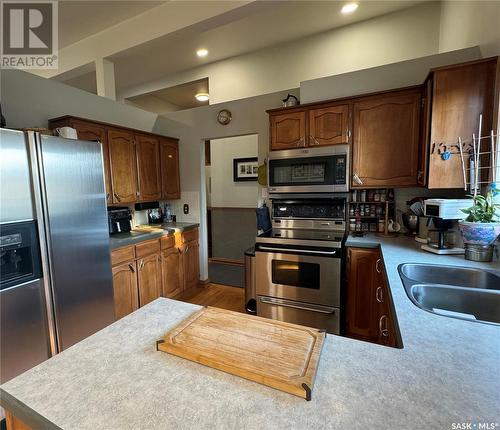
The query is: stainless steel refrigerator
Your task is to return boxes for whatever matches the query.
[0,129,114,383]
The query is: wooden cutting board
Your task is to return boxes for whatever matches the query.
[156,307,326,400]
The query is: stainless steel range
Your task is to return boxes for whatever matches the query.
[255,196,347,334]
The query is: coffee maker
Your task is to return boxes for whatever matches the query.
[421,199,472,255]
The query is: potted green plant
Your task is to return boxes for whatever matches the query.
[458,189,500,261]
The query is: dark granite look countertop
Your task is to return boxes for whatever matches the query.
[1,235,499,429]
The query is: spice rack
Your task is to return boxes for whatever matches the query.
[348,189,396,236]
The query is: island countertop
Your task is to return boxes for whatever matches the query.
[1,236,499,430]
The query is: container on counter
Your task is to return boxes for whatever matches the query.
[378,220,385,232]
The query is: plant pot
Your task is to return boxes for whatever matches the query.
[458,221,500,246]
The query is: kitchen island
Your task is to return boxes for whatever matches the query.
[1,235,499,429]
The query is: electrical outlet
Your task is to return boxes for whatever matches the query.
[183,204,189,214]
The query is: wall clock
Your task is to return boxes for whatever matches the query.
[217,109,232,125]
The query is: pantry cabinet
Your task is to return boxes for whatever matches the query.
[48,116,181,204]
[351,90,421,188]
[425,58,498,189]
[346,247,398,348]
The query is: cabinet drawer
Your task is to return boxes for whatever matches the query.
[161,235,176,250]
[111,245,135,266]
[181,228,198,244]
[135,239,161,258]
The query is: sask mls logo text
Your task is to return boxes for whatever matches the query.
[1,1,58,69]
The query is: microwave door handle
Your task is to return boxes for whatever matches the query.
[258,246,337,256]
[259,296,335,314]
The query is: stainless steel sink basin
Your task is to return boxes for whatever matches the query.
[398,264,500,326]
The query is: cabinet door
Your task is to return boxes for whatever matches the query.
[161,246,182,298]
[352,91,421,187]
[136,134,161,201]
[309,104,350,146]
[112,261,139,320]
[183,240,200,291]
[71,120,112,205]
[137,253,161,307]
[108,129,138,203]
[428,59,497,189]
[160,139,181,200]
[346,248,380,343]
[375,262,397,347]
[270,111,306,150]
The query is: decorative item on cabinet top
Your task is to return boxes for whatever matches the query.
[48,115,181,204]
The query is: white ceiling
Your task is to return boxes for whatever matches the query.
[109,0,424,92]
[58,1,165,49]
[127,78,209,112]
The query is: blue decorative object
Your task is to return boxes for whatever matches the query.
[441,151,451,161]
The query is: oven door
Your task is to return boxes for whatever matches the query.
[255,247,341,307]
[257,296,340,334]
[268,147,349,193]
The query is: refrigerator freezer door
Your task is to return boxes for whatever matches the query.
[0,279,51,383]
[36,134,114,351]
[0,129,34,223]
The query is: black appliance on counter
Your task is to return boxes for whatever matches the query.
[135,201,163,225]
[107,207,132,234]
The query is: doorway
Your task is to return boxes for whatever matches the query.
[204,135,259,288]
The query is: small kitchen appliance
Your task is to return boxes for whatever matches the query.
[107,207,132,234]
[255,195,347,334]
[421,199,472,255]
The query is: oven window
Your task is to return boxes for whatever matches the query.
[271,260,320,289]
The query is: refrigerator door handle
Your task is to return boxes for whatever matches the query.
[26,131,59,356]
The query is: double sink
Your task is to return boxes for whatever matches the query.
[398,263,500,326]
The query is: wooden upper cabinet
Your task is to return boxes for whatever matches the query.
[270,111,306,150]
[136,134,161,202]
[309,104,350,146]
[352,90,421,187]
[427,58,498,189]
[108,129,138,204]
[160,138,181,200]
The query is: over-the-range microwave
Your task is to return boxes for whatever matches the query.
[267,145,349,195]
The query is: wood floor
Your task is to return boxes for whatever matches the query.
[176,283,246,313]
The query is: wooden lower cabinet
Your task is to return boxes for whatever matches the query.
[110,229,200,319]
[137,253,161,306]
[5,411,32,430]
[346,247,398,348]
[161,246,182,297]
[111,261,139,319]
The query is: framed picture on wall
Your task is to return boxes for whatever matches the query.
[233,157,258,182]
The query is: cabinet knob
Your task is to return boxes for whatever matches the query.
[375,258,382,274]
[168,154,173,159]
[139,259,144,270]
[128,263,135,273]
[376,286,383,303]
[113,192,121,202]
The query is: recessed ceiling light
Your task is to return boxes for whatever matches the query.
[196,49,208,58]
[341,3,358,14]
[195,93,209,102]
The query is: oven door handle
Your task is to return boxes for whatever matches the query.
[259,296,335,314]
[258,246,338,256]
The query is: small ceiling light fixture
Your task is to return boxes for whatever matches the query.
[341,2,358,14]
[195,93,209,102]
[196,48,209,58]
